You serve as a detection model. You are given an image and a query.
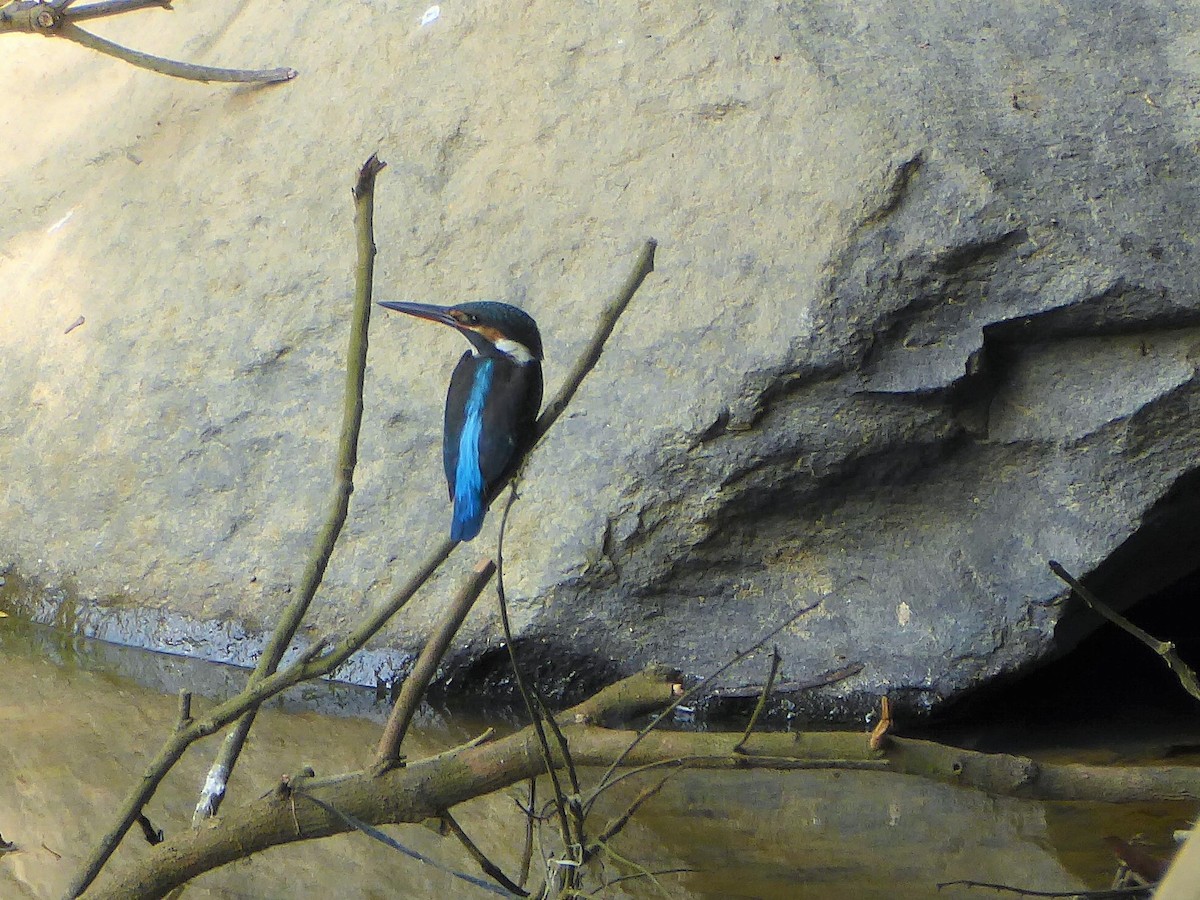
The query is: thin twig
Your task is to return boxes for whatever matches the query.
[296,792,519,898]
[538,692,582,797]
[373,560,496,772]
[585,758,685,804]
[533,239,656,442]
[495,490,579,867]
[518,778,535,887]
[731,646,780,754]
[63,0,170,23]
[440,810,529,898]
[590,770,677,850]
[174,690,192,732]
[591,842,674,899]
[936,879,1151,897]
[706,662,863,700]
[55,22,296,83]
[582,868,695,896]
[1050,560,1200,703]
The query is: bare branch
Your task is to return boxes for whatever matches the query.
[1050,560,1200,703]
[440,810,529,898]
[731,646,780,754]
[373,559,496,772]
[56,23,296,83]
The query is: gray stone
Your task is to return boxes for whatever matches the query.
[2,1,1199,715]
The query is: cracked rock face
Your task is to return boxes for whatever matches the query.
[3,2,1199,715]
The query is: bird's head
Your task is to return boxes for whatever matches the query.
[378,300,543,364]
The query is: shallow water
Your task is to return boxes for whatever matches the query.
[0,618,1191,898]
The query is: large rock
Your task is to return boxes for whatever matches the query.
[3,1,1199,716]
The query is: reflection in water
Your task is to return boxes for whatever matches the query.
[0,619,1178,898]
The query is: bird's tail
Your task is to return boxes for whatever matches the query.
[451,483,486,542]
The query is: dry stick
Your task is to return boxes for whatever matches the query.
[193,155,386,827]
[373,560,497,772]
[585,601,819,814]
[174,691,192,732]
[1049,560,1200,703]
[936,879,1149,898]
[731,646,780,754]
[590,770,676,852]
[68,239,657,898]
[56,23,296,83]
[517,778,536,887]
[59,0,172,23]
[0,0,296,84]
[533,238,656,442]
[440,810,529,898]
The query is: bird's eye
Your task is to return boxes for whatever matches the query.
[462,314,479,325]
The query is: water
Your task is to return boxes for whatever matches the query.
[0,617,1190,898]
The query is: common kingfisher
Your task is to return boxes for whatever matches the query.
[378,300,543,542]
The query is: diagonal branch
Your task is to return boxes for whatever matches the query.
[534,239,656,441]
[440,810,529,898]
[56,22,296,83]
[373,559,497,772]
[0,1,295,83]
[1050,560,1200,703]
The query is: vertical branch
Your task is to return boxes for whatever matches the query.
[192,154,386,825]
[518,777,536,887]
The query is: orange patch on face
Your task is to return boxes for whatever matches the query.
[470,325,505,344]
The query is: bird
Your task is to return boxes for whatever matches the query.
[377,300,543,542]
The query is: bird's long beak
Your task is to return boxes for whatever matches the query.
[377,301,459,329]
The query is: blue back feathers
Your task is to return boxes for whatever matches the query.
[451,359,494,542]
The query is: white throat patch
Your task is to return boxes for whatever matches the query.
[494,338,535,364]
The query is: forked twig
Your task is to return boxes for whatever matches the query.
[0,0,296,83]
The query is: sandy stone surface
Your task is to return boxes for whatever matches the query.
[4,2,1200,712]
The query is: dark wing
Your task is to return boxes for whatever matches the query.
[476,359,542,489]
[442,351,475,499]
